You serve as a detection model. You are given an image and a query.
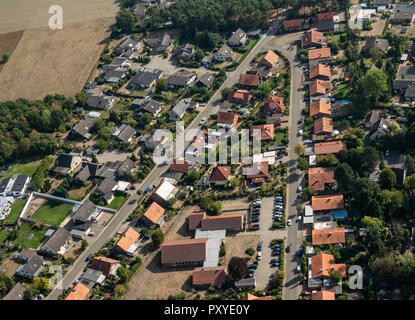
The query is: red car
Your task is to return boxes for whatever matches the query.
[301,291,311,296]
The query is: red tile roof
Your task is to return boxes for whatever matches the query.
[188,211,207,231]
[116,227,140,253]
[143,202,165,225]
[314,140,346,155]
[201,214,243,231]
[302,30,324,47]
[309,64,331,80]
[312,194,344,211]
[310,100,332,117]
[308,47,331,60]
[91,256,120,277]
[209,166,231,182]
[169,159,190,173]
[310,79,331,96]
[259,50,279,67]
[308,167,336,191]
[239,73,260,87]
[228,89,253,105]
[246,161,269,179]
[317,12,334,22]
[263,96,285,114]
[193,266,227,287]
[283,19,301,29]
[251,123,274,141]
[217,111,239,126]
[311,252,346,279]
[314,117,333,134]
[312,228,346,245]
[65,282,90,300]
[312,290,335,300]
[161,238,208,265]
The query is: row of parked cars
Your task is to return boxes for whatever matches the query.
[249,198,262,231]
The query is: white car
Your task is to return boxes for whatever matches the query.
[298,129,303,136]
[257,252,262,260]
[199,117,207,125]
[296,265,301,272]
[297,186,302,193]
[287,219,292,226]
[88,232,95,237]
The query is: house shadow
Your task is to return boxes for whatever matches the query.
[145,251,196,274]
[180,275,193,292]
[175,219,192,237]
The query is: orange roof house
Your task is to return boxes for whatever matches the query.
[312,228,346,245]
[115,227,140,255]
[201,214,243,231]
[193,266,227,287]
[142,202,165,226]
[308,167,336,191]
[91,256,120,277]
[283,19,302,30]
[228,89,253,105]
[310,100,332,118]
[312,194,344,212]
[262,96,285,114]
[188,211,207,231]
[259,50,279,68]
[308,47,331,61]
[314,141,346,155]
[246,161,269,183]
[217,111,239,128]
[169,158,190,173]
[242,293,272,300]
[310,79,331,96]
[238,73,260,88]
[311,252,346,279]
[314,117,333,134]
[209,166,231,184]
[161,238,209,266]
[302,30,324,48]
[309,64,331,80]
[65,282,90,300]
[312,290,335,300]
[251,124,274,141]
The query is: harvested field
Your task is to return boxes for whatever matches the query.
[0,30,23,72]
[0,0,119,34]
[0,18,114,101]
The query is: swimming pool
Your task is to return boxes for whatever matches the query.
[336,99,351,105]
[88,112,101,118]
[331,210,347,219]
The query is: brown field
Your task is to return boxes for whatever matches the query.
[0,18,114,101]
[0,30,23,72]
[0,0,119,34]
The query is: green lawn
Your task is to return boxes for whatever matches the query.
[13,223,46,249]
[2,159,41,179]
[108,195,125,209]
[31,200,73,227]
[238,39,260,64]
[275,131,288,146]
[0,230,8,244]
[333,84,349,100]
[5,198,26,225]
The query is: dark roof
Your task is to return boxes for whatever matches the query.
[96,177,117,197]
[317,19,334,32]
[143,100,161,115]
[198,72,215,87]
[18,254,44,278]
[116,158,135,177]
[228,28,246,44]
[96,161,123,178]
[72,200,96,224]
[172,43,195,61]
[72,118,96,137]
[0,177,11,193]
[113,124,136,144]
[391,168,406,185]
[131,69,162,87]
[391,12,414,21]
[3,282,26,300]
[167,70,195,86]
[75,163,101,183]
[11,174,29,192]
[361,38,389,53]
[40,228,71,255]
[405,85,415,98]
[55,154,74,169]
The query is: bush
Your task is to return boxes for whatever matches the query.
[208,286,216,293]
[245,248,255,256]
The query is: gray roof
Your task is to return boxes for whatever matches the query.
[131,3,147,17]
[391,12,414,21]
[362,38,389,53]
[198,72,215,87]
[228,28,246,44]
[405,85,415,98]
[75,163,102,183]
[393,65,415,90]
[373,0,389,5]
[83,268,104,283]
[317,19,334,31]
[131,69,162,87]
[3,282,26,300]
[364,111,380,128]
[171,98,192,117]
[116,158,136,177]
[143,100,161,115]
[17,254,44,278]
[72,118,96,138]
[172,43,195,61]
[72,200,96,224]
[216,44,234,59]
[96,177,117,196]
[167,70,195,87]
[104,68,125,82]
[112,124,136,144]
[96,161,123,178]
[147,33,172,52]
[40,227,71,255]
[0,177,11,193]
[114,37,140,55]
[11,174,29,192]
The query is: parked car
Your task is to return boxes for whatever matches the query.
[247,272,254,278]
[297,186,302,193]
[270,258,280,263]
[296,265,301,272]
[286,245,291,253]
[301,291,311,296]
[296,249,302,257]
[271,251,280,257]
[269,273,275,279]
[298,129,303,136]
[88,232,95,237]
[199,117,207,125]
[130,185,136,190]
[257,244,262,251]
[257,252,262,260]
[248,264,258,270]
[271,262,280,267]
[85,254,93,262]
[287,219,292,226]
[250,224,260,231]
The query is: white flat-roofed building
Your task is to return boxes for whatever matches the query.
[151,179,178,204]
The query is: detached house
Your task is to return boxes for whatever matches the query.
[312,228,346,246]
[310,100,332,118]
[10,174,30,197]
[246,161,269,184]
[169,98,198,120]
[111,124,136,146]
[161,238,209,267]
[262,96,285,115]
[130,68,162,89]
[316,12,334,32]
[310,79,332,97]
[193,266,227,288]
[72,200,101,224]
[171,43,195,62]
[214,44,234,62]
[227,90,253,105]
[314,141,346,155]
[310,253,346,289]
[312,194,344,213]
[309,64,331,81]
[259,50,279,68]
[91,257,120,277]
[167,70,197,89]
[302,31,324,48]
[71,118,96,140]
[197,72,215,88]
[308,47,331,62]
[114,36,141,56]
[238,73,260,88]
[142,201,165,227]
[228,28,247,46]
[314,117,333,135]
[283,19,302,31]
[114,227,140,257]
[217,111,239,129]
[151,179,178,204]
[147,33,174,54]
[209,166,231,186]
[308,167,336,192]
[251,124,275,141]
[16,254,44,279]
[39,227,72,256]
[368,117,392,142]
[95,177,117,204]
[53,153,82,176]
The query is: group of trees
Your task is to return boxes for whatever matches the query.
[198,196,223,215]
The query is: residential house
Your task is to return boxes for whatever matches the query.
[10,174,30,197]
[104,67,126,83]
[167,70,197,89]
[312,227,346,246]
[188,211,207,231]
[357,9,377,24]
[197,72,215,88]
[161,238,209,267]
[75,163,102,185]
[302,30,324,48]
[105,57,128,69]
[81,268,106,288]
[3,282,26,300]
[217,111,239,129]
[85,91,115,110]
[147,33,174,54]
[129,68,163,89]
[114,227,140,257]
[404,85,415,102]
[262,96,285,115]
[15,254,44,279]
[245,161,269,184]
[71,118,96,140]
[310,100,332,118]
[363,111,380,130]
[308,167,336,192]
[251,124,275,141]
[209,166,231,186]
[65,282,90,300]
[227,90,253,105]
[39,227,72,256]
[111,124,136,146]
[192,266,227,288]
[142,100,163,117]
[131,3,147,19]
[169,98,197,120]
[142,201,166,227]
[248,65,272,81]
[228,28,247,46]
[172,43,195,61]
[0,177,14,197]
[116,158,135,179]
[312,194,344,213]
[361,38,389,55]
[95,177,117,204]
[169,158,190,174]
[310,79,332,97]
[150,179,178,204]
[390,12,414,25]
[213,44,234,62]
[308,47,331,62]
[238,73,260,88]
[201,214,243,231]
[72,200,101,224]
[91,256,120,277]
[314,117,333,135]
[368,117,392,142]
[114,36,142,56]
[309,64,331,81]
[13,248,35,263]
[258,50,279,68]
[53,153,82,176]
[144,132,170,152]
[393,65,415,92]
[312,290,335,300]
[314,141,346,155]
[310,253,346,288]
[283,19,302,31]
[316,12,334,32]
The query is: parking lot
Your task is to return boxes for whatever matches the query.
[248,197,286,290]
